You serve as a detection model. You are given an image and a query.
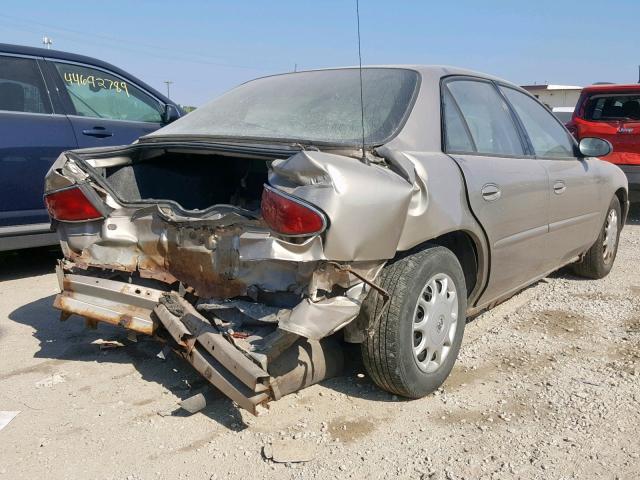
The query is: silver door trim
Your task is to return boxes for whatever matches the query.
[0,222,52,237]
[493,224,548,249]
[548,211,600,233]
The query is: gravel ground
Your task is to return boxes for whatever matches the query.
[0,207,639,480]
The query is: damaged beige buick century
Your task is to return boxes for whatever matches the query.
[44,66,628,414]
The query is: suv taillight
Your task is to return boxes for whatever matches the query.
[261,185,326,236]
[45,187,103,222]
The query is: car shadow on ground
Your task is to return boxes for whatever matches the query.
[9,201,638,425]
[0,246,60,281]
[8,294,249,430]
[8,293,400,422]
[626,203,640,226]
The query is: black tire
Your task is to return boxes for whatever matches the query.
[361,245,467,398]
[572,196,622,279]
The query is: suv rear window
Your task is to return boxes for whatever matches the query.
[584,94,640,121]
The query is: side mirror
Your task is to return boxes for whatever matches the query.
[162,104,181,124]
[579,137,612,158]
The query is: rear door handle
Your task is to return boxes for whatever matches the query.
[553,180,566,195]
[481,183,501,202]
[82,127,113,138]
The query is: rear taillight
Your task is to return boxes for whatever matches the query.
[261,185,326,236]
[45,186,103,222]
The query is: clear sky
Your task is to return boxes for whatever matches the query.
[1,1,638,106]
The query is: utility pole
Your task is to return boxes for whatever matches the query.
[42,36,52,49]
[164,80,173,99]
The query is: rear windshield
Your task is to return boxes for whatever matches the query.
[583,93,640,121]
[147,68,420,146]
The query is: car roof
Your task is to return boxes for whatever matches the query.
[581,83,640,93]
[146,64,530,152]
[256,64,524,91]
[0,43,174,105]
[396,64,517,82]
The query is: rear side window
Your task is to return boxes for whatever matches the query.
[583,93,640,121]
[501,87,575,159]
[445,80,524,156]
[442,88,475,152]
[0,56,51,114]
[53,62,163,123]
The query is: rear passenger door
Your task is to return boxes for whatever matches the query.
[45,61,166,148]
[442,77,550,303]
[499,86,603,266]
[0,54,77,229]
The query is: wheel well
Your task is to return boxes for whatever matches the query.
[615,188,628,221]
[429,231,478,298]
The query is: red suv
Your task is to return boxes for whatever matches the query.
[567,84,640,201]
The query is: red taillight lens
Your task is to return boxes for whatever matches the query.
[45,187,103,222]
[261,185,326,236]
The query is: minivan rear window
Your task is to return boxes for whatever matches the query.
[584,94,640,121]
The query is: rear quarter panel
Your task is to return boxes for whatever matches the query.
[394,151,488,303]
[596,158,629,219]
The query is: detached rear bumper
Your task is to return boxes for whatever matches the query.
[618,164,640,202]
[53,265,165,335]
[53,265,343,414]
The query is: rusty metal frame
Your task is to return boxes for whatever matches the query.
[154,294,272,414]
[53,266,166,335]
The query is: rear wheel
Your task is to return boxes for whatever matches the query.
[572,196,621,279]
[361,245,466,398]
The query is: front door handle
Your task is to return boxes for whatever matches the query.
[481,183,501,202]
[553,180,567,195]
[82,127,113,138]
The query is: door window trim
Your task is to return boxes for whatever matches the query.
[439,75,533,159]
[48,58,165,121]
[441,86,477,153]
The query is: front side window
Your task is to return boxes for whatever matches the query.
[446,80,524,156]
[501,87,575,158]
[54,62,162,123]
[0,56,51,114]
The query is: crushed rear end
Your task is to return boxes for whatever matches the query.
[44,141,414,413]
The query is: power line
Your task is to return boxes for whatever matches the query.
[0,13,285,71]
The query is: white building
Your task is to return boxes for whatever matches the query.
[520,84,583,109]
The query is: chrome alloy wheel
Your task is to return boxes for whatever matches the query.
[412,273,459,373]
[602,208,618,264]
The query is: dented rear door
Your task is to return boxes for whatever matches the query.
[442,77,550,303]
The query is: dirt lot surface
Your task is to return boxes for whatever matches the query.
[1,209,639,480]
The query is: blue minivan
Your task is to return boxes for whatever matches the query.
[0,43,182,251]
